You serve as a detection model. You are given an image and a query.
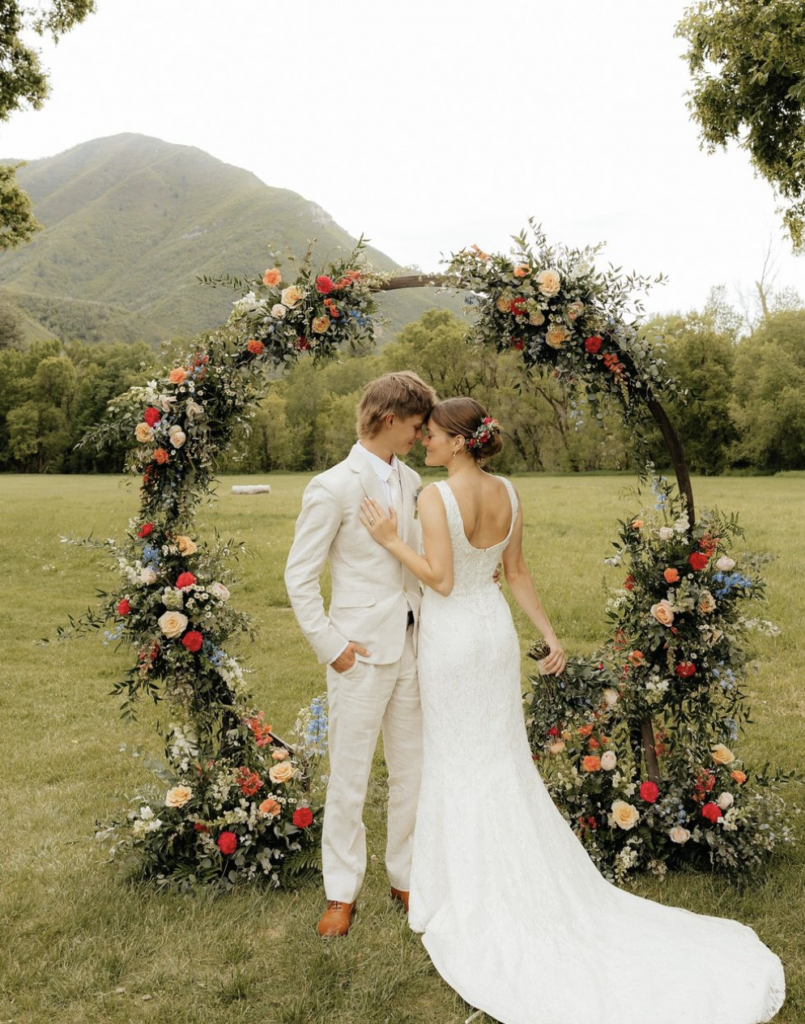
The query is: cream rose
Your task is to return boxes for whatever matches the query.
[650,599,675,627]
[495,294,512,313]
[158,610,188,638]
[669,826,691,844]
[716,556,735,572]
[210,582,230,602]
[658,527,674,541]
[600,751,617,771]
[697,591,716,614]
[169,429,187,449]
[135,422,154,443]
[545,325,571,350]
[186,400,204,420]
[712,743,735,766]
[717,791,735,811]
[611,800,639,830]
[271,303,287,319]
[165,785,193,808]
[271,748,290,761]
[312,316,331,334]
[269,762,295,784]
[281,285,303,307]
[175,535,198,556]
[140,567,158,585]
[602,688,620,708]
[536,268,561,297]
[528,310,546,327]
[548,740,566,754]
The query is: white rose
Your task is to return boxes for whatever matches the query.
[170,430,186,449]
[610,800,639,830]
[602,688,620,708]
[658,527,674,541]
[271,304,287,319]
[535,268,561,297]
[717,791,735,811]
[210,582,230,602]
[669,826,691,844]
[716,556,735,572]
[600,751,617,771]
[140,567,158,585]
[158,610,188,638]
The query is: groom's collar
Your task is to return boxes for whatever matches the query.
[348,442,399,479]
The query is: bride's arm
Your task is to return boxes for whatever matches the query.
[359,487,454,596]
[501,499,566,675]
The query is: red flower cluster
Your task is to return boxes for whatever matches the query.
[324,297,340,318]
[623,574,635,591]
[699,533,719,557]
[510,297,527,316]
[236,768,264,797]
[688,551,709,571]
[316,275,334,294]
[578,815,598,832]
[176,572,196,590]
[296,336,310,351]
[217,831,238,855]
[512,337,525,351]
[144,407,161,427]
[138,522,154,538]
[639,780,660,804]
[584,335,603,354]
[675,661,696,678]
[247,339,265,356]
[602,352,625,377]
[117,599,131,616]
[245,711,274,747]
[194,822,209,833]
[293,807,314,829]
[182,631,203,653]
[702,802,722,824]
[693,770,716,804]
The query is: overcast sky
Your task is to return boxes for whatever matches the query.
[3,0,802,316]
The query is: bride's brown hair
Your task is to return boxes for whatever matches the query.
[429,397,504,460]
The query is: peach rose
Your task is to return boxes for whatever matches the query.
[269,762,295,784]
[165,785,193,808]
[663,568,680,584]
[169,368,187,385]
[582,755,602,772]
[135,422,154,443]
[175,535,198,556]
[631,518,644,529]
[611,800,639,830]
[312,316,330,334]
[209,582,230,602]
[513,264,530,278]
[259,797,282,818]
[528,310,546,327]
[628,650,644,665]
[169,430,186,449]
[495,295,512,313]
[600,751,617,770]
[669,826,691,844]
[548,741,566,754]
[153,448,169,465]
[158,610,188,638]
[712,744,735,766]
[650,599,675,627]
[536,268,561,297]
[545,325,571,350]
[140,567,158,585]
[271,748,290,760]
[698,591,716,614]
[281,285,303,307]
[263,268,282,287]
[731,770,747,785]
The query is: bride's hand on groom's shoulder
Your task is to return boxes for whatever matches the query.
[359,497,398,547]
[542,638,567,676]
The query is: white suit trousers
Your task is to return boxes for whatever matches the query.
[323,628,422,903]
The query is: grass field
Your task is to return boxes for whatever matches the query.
[1,472,803,1024]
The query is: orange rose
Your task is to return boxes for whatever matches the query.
[664,568,680,583]
[577,723,594,738]
[263,268,281,287]
[628,650,644,665]
[169,368,187,385]
[513,264,530,278]
[731,770,747,785]
[582,755,602,772]
[631,518,644,529]
[153,448,169,465]
[545,325,571,350]
[259,798,281,818]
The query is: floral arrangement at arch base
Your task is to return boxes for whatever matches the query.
[525,480,796,884]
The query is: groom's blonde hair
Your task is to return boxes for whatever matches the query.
[356,371,437,438]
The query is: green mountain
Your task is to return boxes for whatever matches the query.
[0,133,462,345]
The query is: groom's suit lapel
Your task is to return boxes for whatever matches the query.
[346,444,388,514]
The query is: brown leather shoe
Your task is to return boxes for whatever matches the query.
[390,887,409,913]
[317,900,356,937]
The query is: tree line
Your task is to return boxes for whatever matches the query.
[1,294,804,476]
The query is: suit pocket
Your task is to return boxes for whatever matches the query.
[335,592,376,608]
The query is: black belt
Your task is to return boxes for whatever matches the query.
[407,609,415,628]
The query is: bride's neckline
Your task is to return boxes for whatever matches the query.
[441,478,515,552]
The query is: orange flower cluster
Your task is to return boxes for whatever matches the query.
[247,339,265,356]
[236,768,263,797]
[692,770,716,803]
[324,297,341,319]
[602,351,625,378]
[582,755,602,772]
[153,448,169,465]
[245,712,273,748]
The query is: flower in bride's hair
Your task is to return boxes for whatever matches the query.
[610,799,639,830]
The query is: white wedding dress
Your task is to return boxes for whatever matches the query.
[408,478,785,1024]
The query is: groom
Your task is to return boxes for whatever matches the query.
[284,371,437,937]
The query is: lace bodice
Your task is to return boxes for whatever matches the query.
[432,477,518,597]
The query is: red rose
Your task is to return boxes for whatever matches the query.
[293,807,314,829]
[182,630,203,653]
[316,275,334,294]
[510,297,527,316]
[585,336,603,354]
[675,661,696,678]
[296,336,310,351]
[640,781,660,804]
[176,572,196,590]
[702,802,722,824]
[116,599,131,616]
[138,523,154,538]
[217,831,237,855]
[548,726,560,738]
[688,552,709,571]
[194,822,209,833]
[247,339,265,356]
[512,338,524,351]
[624,575,635,591]
[144,407,161,427]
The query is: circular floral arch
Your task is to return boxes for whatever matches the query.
[70,225,788,888]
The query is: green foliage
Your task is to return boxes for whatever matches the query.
[0,293,25,349]
[677,0,805,249]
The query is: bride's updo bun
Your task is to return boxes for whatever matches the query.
[429,397,504,461]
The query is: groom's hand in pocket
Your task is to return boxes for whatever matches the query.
[331,641,370,674]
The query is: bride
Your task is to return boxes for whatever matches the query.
[359,396,785,1024]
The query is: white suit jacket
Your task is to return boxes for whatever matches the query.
[284,443,423,666]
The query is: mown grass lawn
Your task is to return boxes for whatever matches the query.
[1,472,803,1024]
